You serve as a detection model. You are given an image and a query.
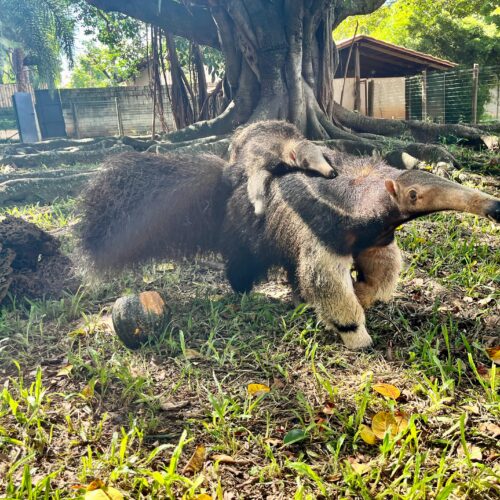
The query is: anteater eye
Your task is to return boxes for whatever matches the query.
[409,189,418,201]
[302,159,310,169]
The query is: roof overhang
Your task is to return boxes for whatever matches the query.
[335,35,457,78]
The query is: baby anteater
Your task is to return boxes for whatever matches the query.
[230,120,336,215]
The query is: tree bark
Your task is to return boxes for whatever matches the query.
[83,0,498,158]
[13,48,29,93]
[165,33,195,129]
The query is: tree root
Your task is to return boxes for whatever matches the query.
[2,144,133,169]
[164,102,245,143]
[333,103,498,150]
[0,171,96,206]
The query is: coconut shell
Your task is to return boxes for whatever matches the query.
[112,291,169,349]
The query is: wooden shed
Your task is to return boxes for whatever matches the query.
[334,35,457,119]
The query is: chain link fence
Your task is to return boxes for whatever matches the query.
[406,65,499,124]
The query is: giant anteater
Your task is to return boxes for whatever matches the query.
[78,149,500,349]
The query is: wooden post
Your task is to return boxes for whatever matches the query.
[405,78,411,120]
[421,69,427,121]
[115,97,124,136]
[339,22,358,107]
[71,101,79,139]
[443,73,446,123]
[471,63,479,124]
[496,76,499,121]
[354,43,361,112]
[367,79,374,117]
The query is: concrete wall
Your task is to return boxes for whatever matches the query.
[59,86,176,138]
[333,77,406,119]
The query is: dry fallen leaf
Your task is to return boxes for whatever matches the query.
[159,400,190,412]
[81,384,94,399]
[247,383,270,397]
[56,364,73,377]
[479,422,500,438]
[322,402,335,415]
[359,424,378,445]
[84,488,123,500]
[182,445,206,474]
[486,346,500,365]
[86,480,105,491]
[371,411,408,440]
[264,438,281,447]
[157,262,175,272]
[194,495,212,500]
[349,461,372,475]
[458,444,483,461]
[477,363,500,381]
[184,348,203,360]
[211,454,252,465]
[372,383,401,400]
[84,480,123,500]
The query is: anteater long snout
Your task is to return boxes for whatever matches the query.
[398,170,500,222]
[433,181,500,221]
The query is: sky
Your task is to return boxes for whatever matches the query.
[60,23,92,86]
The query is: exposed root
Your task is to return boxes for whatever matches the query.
[164,102,244,143]
[333,103,498,150]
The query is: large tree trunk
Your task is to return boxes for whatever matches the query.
[85,0,497,157]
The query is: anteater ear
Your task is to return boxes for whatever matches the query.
[289,150,296,162]
[385,179,398,199]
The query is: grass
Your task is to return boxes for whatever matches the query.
[0,158,499,499]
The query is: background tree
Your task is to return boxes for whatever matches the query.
[70,2,226,127]
[82,0,495,160]
[335,0,500,123]
[334,0,500,68]
[68,41,145,87]
[0,0,75,88]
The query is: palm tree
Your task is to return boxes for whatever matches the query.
[0,0,75,88]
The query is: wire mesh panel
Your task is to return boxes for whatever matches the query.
[405,66,500,124]
[479,66,500,123]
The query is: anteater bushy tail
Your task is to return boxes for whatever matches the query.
[77,152,230,271]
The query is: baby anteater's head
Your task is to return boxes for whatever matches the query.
[290,140,336,178]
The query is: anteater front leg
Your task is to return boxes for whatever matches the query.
[353,242,402,309]
[298,248,372,349]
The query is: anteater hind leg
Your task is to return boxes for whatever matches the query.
[353,242,402,309]
[298,247,372,349]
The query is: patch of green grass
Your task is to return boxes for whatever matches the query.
[1,168,499,498]
[1,199,76,232]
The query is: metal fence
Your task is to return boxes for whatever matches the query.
[66,92,176,138]
[406,65,499,124]
[0,83,37,140]
[0,82,37,109]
